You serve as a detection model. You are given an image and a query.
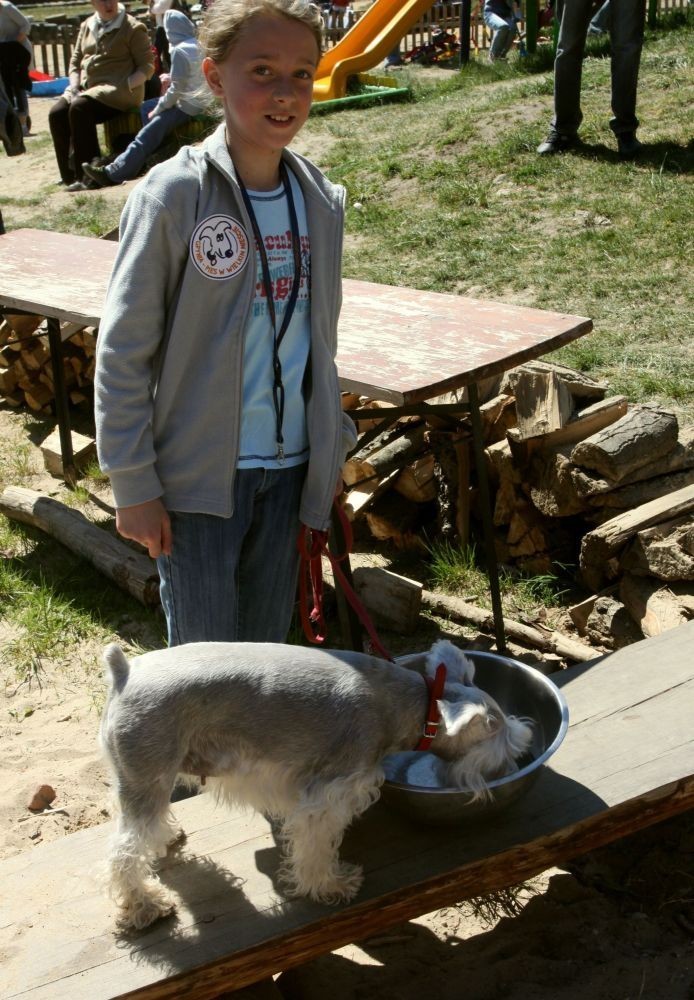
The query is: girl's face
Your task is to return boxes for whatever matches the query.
[203,14,319,177]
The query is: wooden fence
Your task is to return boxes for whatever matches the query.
[26,0,690,80]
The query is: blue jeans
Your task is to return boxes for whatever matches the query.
[106,103,192,184]
[484,11,517,58]
[552,0,644,137]
[156,464,307,646]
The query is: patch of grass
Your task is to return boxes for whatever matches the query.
[427,539,487,597]
[324,20,694,417]
[22,194,122,238]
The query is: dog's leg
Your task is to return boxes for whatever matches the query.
[107,777,179,930]
[279,769,383,905]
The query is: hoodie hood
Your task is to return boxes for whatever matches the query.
[164,9,197,45]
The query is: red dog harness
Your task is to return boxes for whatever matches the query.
[415,663,447,751]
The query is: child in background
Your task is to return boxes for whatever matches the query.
[483,0,521,62]
[83,10,208,187]
[95,0,356,647]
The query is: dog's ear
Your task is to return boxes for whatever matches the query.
[437,698,489,736]
[426,639,475,685]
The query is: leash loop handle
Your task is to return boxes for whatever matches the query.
[297,501,393,661]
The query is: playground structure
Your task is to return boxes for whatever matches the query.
[313,0,437,101]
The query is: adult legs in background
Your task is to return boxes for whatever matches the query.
[588,0,611,34]
[551,0,594,137]
[484,11,517,60]
[609,0,644,139]
[157,464,307,646]
[49,94,121,183]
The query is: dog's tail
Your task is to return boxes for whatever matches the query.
[103,643,130,695]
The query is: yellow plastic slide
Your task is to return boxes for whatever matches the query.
[313,0,436,101]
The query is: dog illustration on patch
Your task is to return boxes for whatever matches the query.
[190,215,250,279]
[199,218,237,267]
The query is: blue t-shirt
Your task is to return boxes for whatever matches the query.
[237,170,311,469]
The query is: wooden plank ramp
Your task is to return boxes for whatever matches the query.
[2,624,693,1000]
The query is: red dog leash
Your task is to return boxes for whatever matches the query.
[297,501,393,662]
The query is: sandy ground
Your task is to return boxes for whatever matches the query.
[1,97,693,1000]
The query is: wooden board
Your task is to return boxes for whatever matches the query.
[1,624,692,1000]
[337,280,593,404]
[0,230,116,328]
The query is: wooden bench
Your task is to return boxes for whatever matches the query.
[1,623,692,999]
[102,110,217,157]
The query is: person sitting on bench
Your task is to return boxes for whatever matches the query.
[49,0,154,190]
[83,10,208,188]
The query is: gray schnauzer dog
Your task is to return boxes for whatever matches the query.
[100,639,533,930]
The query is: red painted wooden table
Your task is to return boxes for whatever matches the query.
[0,230,593,647]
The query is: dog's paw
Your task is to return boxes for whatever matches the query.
[116,884,177,931]
[310,862,364,905]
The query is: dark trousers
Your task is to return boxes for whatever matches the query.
[48,94,121,183]
[552,0,645,137]
[0,41,30,111]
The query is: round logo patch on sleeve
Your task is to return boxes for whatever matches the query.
[190,215,251,280]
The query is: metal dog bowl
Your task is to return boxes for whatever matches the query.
[381,650,569,826]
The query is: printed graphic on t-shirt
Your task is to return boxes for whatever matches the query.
[252,229,311,319]
[189,214,250,280]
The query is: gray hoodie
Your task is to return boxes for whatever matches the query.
[95,125,357,531]
[154,10,207,117]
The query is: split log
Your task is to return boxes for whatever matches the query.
[2,312,43,339]
[365,490,429,550]
[619,574,692,637]
[511,369,574,440]
[579,482,694,591]
[39,428,96,478]
[342,469,399,520]
[584,596,643,649]
[587,466,694,513]
[478,392,517,443]
[352,566,422,633]
[420,590,595,662]
[528,445,585,518]
[393,453,437,503]
[620,515,694,581]
[502,360,607,402]
[0,486,160,607]
[508,396,628,465]
[571,425,694,498]
[571,405,679,483]
[346,424,427,486]
[428,428,471,545]
[567,585,618,634]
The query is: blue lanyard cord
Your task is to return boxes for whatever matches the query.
[237,162,303,461]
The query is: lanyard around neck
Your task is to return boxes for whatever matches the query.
[237,161,303,461]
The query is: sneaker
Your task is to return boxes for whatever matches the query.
[617,132,642,160]
[82,162,115,188]
[66,179,99,192]
[537,131,579,155]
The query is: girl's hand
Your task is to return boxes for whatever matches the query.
[116,498,172,558]
[334,474,345,497]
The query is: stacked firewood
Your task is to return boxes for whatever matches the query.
[341,359,693,649]
[0,313,96,413]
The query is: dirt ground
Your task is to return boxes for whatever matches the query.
[1,98,693,1000]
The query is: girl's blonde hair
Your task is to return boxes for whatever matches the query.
[199,0,324,64]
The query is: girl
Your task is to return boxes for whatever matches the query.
[94,0,356,646]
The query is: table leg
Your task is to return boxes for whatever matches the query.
[46,316,76,486]
[468,382,507,653]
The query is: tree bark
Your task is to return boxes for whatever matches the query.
[421,590,595,662]
[0,486,160,607]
